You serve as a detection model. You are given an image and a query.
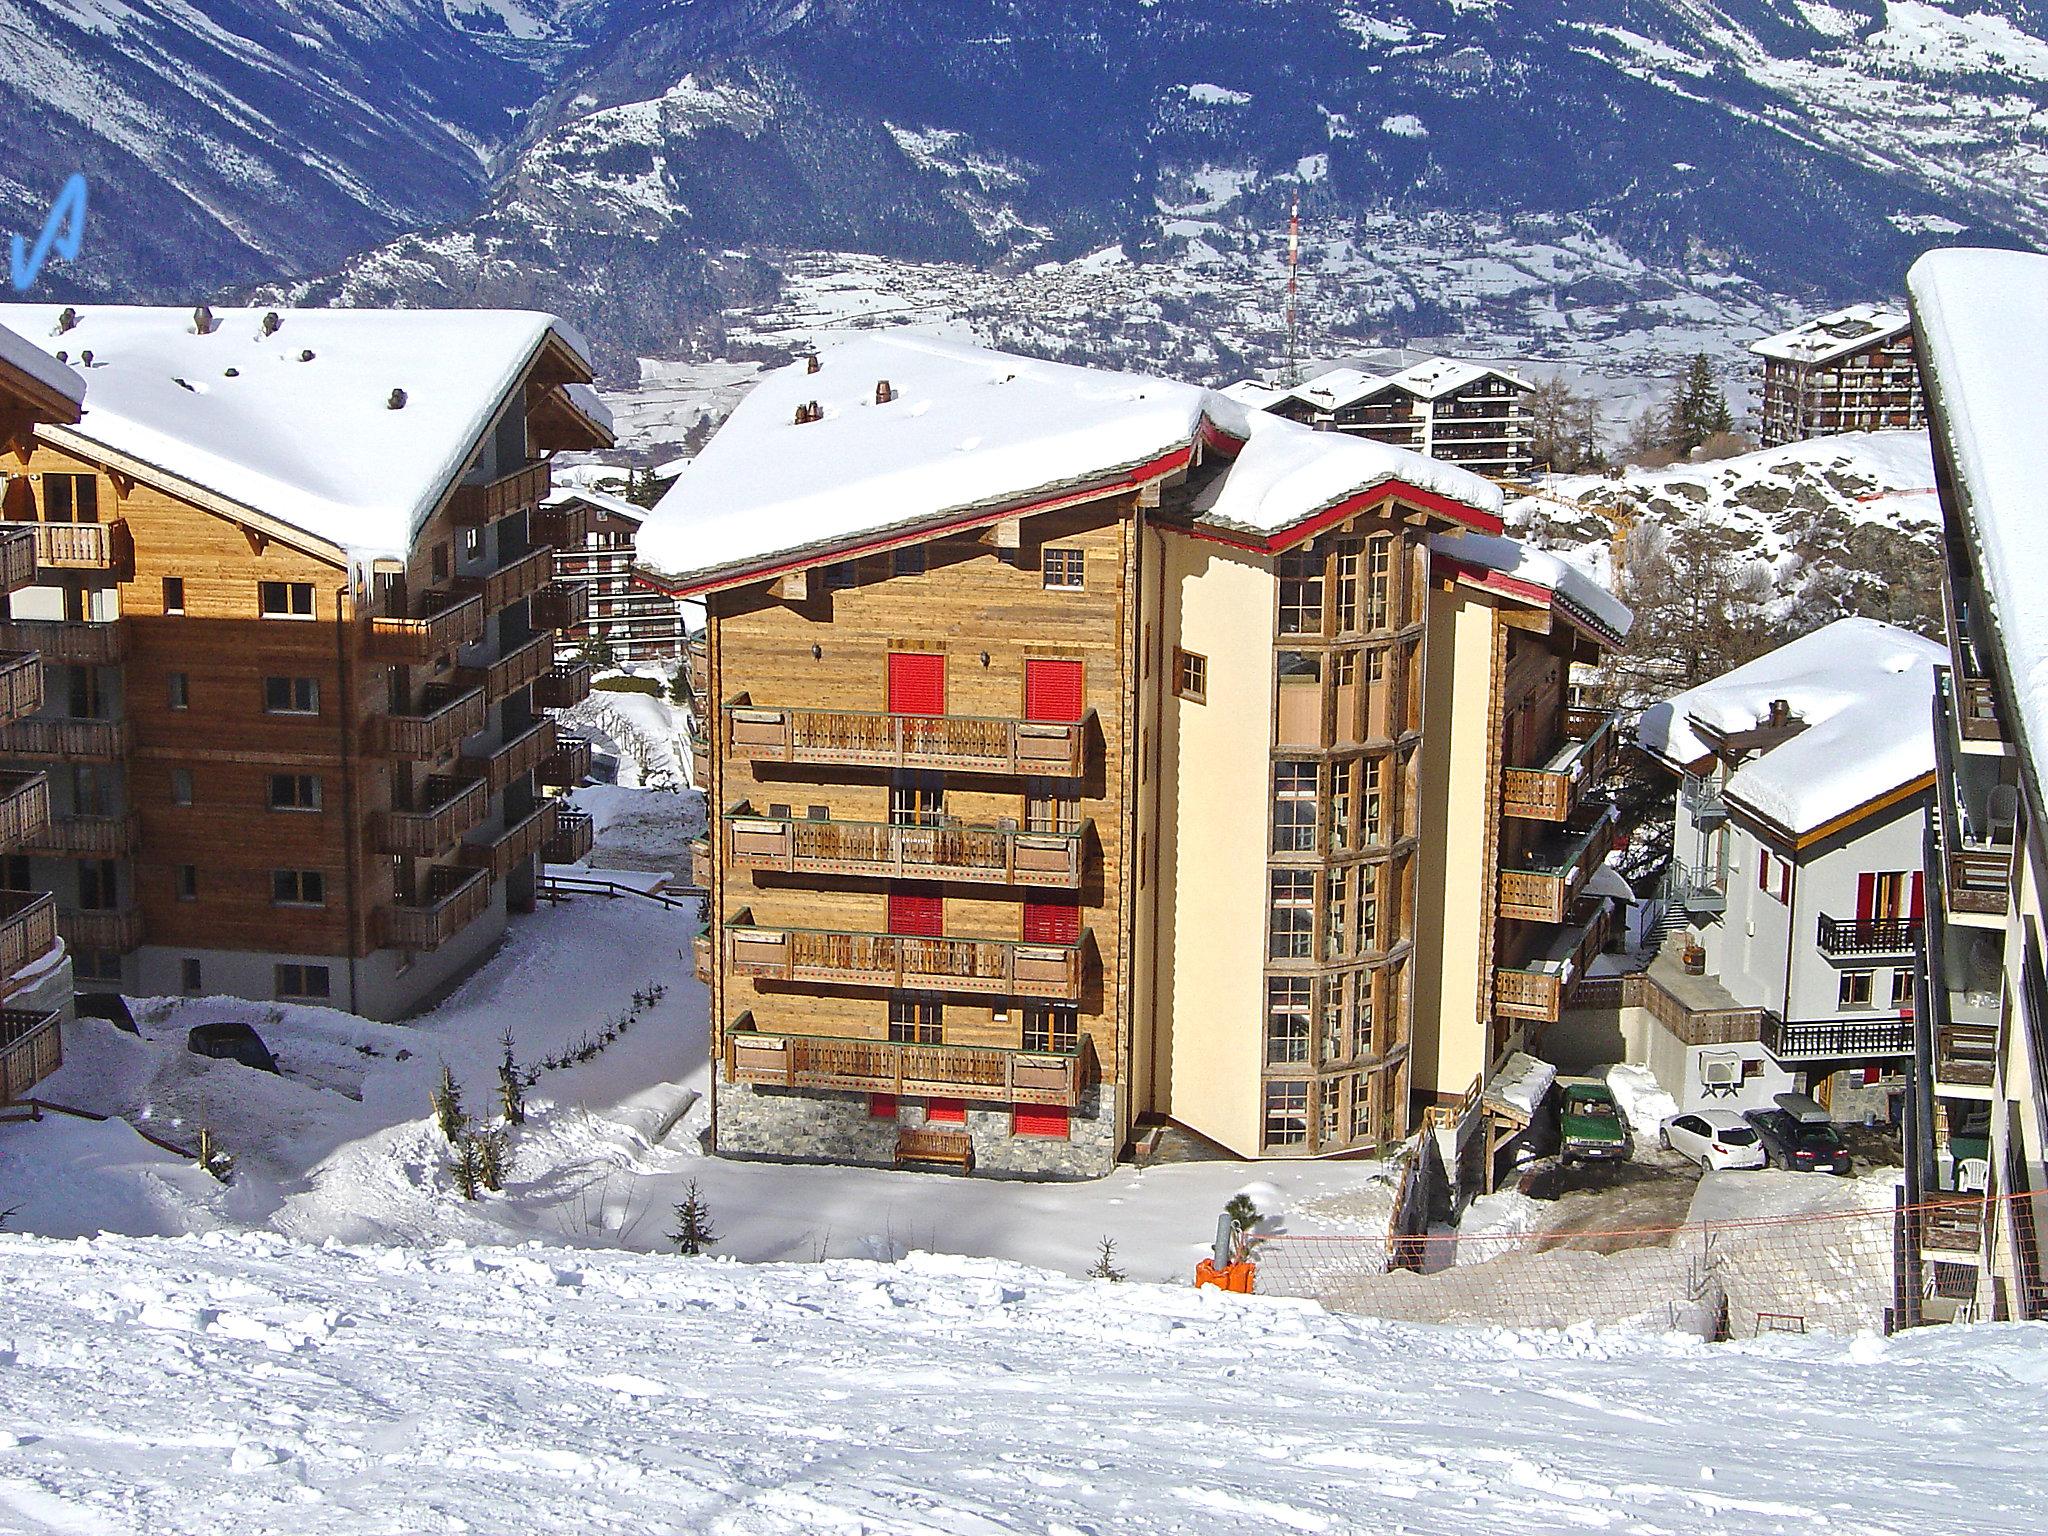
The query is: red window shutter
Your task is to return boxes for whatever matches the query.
[926,1098,966,1125]
[888,651,946,715]
[1013,1104,1069,1138]
[1023,901,1081,945]
[888,890,945,936]
[1856,872,1877,922]
[1024,658,1085,723]
[1910,871,1926,921]
[869,1093,897,1120]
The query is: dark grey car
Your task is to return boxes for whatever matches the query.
[1742,1107,1852,1174]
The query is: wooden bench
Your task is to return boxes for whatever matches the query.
[896,1127,974,1171]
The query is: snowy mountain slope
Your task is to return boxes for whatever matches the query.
[3,1232,2045,1535]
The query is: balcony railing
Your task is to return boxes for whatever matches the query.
[0,649,43,725]
[0,1007,61,1105]
[0,771,48,850]
[726,704,1093,780]
[26,811,139,859]
[458,632,554,703]
[1761,1014,1915,1061]
[1501,709,1619,822]
[1934,679,2015,918]
[537,733,591,788]
[727,813,1089,890]
[726,921,1087,1001]
[724,1022,1093,1107]
[1935,1023,1999,1089]
[1498,802,1619,924]
[461,718,555,794]
[368,589,486,662]
[0,889,57,983]
[381,867,492,951]
[692,931,712,985]
[0,715,130,760]
[57,905,141,955]
[0,525,34,590]
[1921,1196,1987,1258]
[542,808,593,865]
[1495,904,1613,1023]
[689,836,714,891]
[530,498,588,550]
[457,545,555,615]
[0,618,126,666]
[458,802,556,882]
[531,581,589,632]
[451,461,552,527]
[376,775,490,857]
[686,635,707,704]
[0,519,131,571]
[1680,772,1728,826]
[1670,860,1728,917]
[377,685,486,759]
[534,660,592,710]
[1944,572,2007,745]
[1816,915,1922,957]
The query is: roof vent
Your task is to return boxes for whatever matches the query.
[54,308,78,335]
[224,367,239,378]
[805,354,821,375]
[261,311,282,337]
[875,379,895,404]
[1766,698,1794,727]
[299,349,316,363]
[191,305,215,336]
[53,351,67,365]
[794,401,822,425]
[79,350,92,367]
[388,387,408,411]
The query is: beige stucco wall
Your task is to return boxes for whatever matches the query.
[1152,530,1273,1155]
[1412,584,1498,1102]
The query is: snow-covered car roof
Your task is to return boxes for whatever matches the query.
[1750,303,1912,367]
[0,303,609,563]
[1636,616,1945,838]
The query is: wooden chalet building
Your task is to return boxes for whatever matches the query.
[642,335,1631,1178]
[545,485,690,664]
[1751,304,1925,448]
[1263,359,1536,479]
[0,303,610,1019]
[0,325,82,1102]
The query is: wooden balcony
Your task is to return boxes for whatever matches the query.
[376,775,490,857]
[0,519,132,572]
[26,811,139,859]
[451,461,552,527]
[531,581,588,632]
[542,808,593,865]
[368,590,485,662]
[1494,904,1613,1023]
[725,1022,1093,1107]
[377,686,486,759]
[0,715,131,761]
[1921,1196,1987,1259]
[1498,803,1619,924]
[1760,1014,1915,1062]
[458,803,556,882]
[535,660,592,710]
[1935,1022,1999,1090]
[693,931,712,985]
[1501,709,1619,822]
[725,704,1093,780]
[0,890,57,983]
[686,635,707,703]
[1816,915,1922,957]
[689,836,714,891]
[727,813,1088,890]
[57,905,141,954]
[537,733,591,787]
[380,867,492,951]
[461,718,555,794]
[690,725,709,789]
[0,649,43,726]
[0,771,48,850]
[457,545,554,615]
[530,498,588,550]
[0,1007,61,1105]
[457,632,553,702]
[726,920,1087,1001]
[0,525,35,591]
[0,618,126,666]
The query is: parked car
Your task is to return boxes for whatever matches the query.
[1743,1094,1852,1175]
[1659,1109,1767,1170]
[186,1021,279,1074]
[1557,1079,1632,1164]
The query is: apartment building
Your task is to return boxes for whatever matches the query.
[1905,247,2048,1323]
[1261,360,1536,479]
[1752,304,1925,448]
[1635,619,1943,1111]
[546,485,689,664]
[0,326,81,1102]
[0,303,607,1019]
[643,334,1629,1178]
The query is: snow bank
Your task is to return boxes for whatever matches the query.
[1485,1051,1557,1118]
[1606,1062,1681,1141]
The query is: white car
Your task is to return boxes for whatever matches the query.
[1659,1109,1768,1170]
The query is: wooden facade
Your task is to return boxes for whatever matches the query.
[549,491,689,664]
[1755,316,1925,448]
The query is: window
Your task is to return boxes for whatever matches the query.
[181,957,203,994]
[1839,970,1874,1010]
[259,581,314,619]
[1321,988,1346,1063]
[1892,970,1915,1009]
[1263,1081,1310,1148]
[170,768,193,807]
[1013,1104,1070,1139]
[1269,868,1315,959]
[268,773,322,811]
[1174,648,1207,703]
[890,783,945,827]
[1266,978,1312,1065]
[1356,866,1381,954]
[162,576,185,615]
[275,963,331,1001]
[1041,547,1085,590]
[1351,995,1376,1062]
[175,864,197,901]
[462,527,484,561]
[272,869,326,907]
[75,949,121,983]
[1272,761,1318,852]
[892,544,926,577]
[1758,848,1793,904]
[1360,757,1385,845]
[1332,651,1358,689]
[1351,1073,1375,1141]
[1278,550,1324,635]
[1335,547,1360,633]
[1324,869,1348,961]
[1365,535,1393,630]
[888,996,943,1045]
[868,1093,898,1120]
[925,1098,967,1125]
[166,672,188,710]
[1025,784,1081,834]
[43,472,98,523]
[78,859,117,910]
[264,676,320,715]
[1023,1005,1079,1055]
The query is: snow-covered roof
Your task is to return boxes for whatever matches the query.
[0,303,605,562]
[1219,378,1288,408]
[548,485,646,525]
[1383,357,1529,401]
[1430,530,1632,644]
[1751,304,1912,367]
[0,320,84,412]
[639,333,1503,590]
[1636,617,1946,837]
[1279,357,1529,413]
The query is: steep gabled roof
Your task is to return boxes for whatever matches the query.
[0,321,84,419]
[1429,531,1632,646]
[1750,304,1912,368]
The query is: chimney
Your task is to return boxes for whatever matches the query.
[794,401,822,425]
[388,388,408,411]
[261,311,282,337]
[805,354,821,375]
[875,379,895,404]
[54,308,78,335]
[191,305,215,336]
[1767,698,1792,728]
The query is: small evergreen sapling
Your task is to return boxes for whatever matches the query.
[498,1032,525,1126]
[1087,1237,1126,1282]
[449,1131,483,1201]
[475,1128,508,1193]
[1223,1193,1265,1261]
[432,1064,465,1142]
[669,1180,718,1256]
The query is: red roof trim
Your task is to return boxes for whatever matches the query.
[1180,479,1502,554]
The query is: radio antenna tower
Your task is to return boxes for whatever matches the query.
[1285,190,1302,385]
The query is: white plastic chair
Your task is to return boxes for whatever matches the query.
[1956,1157,1990,1194]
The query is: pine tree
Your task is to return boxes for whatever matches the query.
[432,1064,465,1142]
[498,1033,526,1126]
[449,1133,483,1200]
[1223,1193,1262,1234]
[669,1180,718,1256]
[1087,1237,1126,1282]
[1669,353,1732,457]
[475,1129,508,1193]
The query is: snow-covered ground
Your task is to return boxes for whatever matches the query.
[4,1233,2044,1536]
